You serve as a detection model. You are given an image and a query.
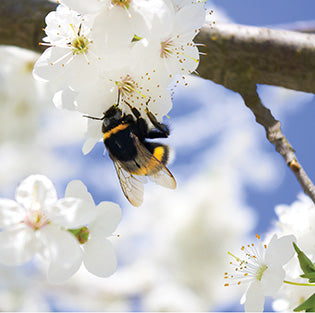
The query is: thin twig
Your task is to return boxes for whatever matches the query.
[239,85,315,203]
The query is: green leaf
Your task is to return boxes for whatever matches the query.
[294,293,315,312]
[300,272,315,283]
[293,243,315,279]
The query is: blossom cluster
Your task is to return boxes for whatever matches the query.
[33,0,206,153]
[0,175,121,283]
[225,234,296,312]
[0,47,46,143]
[225,193,315,312]
[271,194,315,312]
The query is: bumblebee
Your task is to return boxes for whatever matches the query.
[93,100,176,206]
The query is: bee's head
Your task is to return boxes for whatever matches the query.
[103,104,123,128]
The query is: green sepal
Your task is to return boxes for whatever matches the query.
[293,242,315,282]
[68,226,89,244]
[300,272,315,283]
[294,293,315,312]
[132,34,143,42]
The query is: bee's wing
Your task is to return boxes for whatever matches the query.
[112,159,147,207]
[132,135,177,190]
[148,168,177,189]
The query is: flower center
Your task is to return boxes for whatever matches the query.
[68,24,90,55]
[25,209,48,230]
[224,235,268,287]
[160,39,175,58]
[24,182,49,230]
[71,36,89,55]
[111,0,131,9]
[115,74,146,99]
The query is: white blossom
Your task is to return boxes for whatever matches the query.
[64,180,122,277]
[225,234,296,312]
[0,175,121,283]
[33,0,206,141]
[131,0,205,79]
[0,47,47,143]
[0,175,92,283]
[270,194,315,311]
[33,5,101,90]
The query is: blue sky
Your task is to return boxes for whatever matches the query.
[205,0,315,235]
[211,0,315,26]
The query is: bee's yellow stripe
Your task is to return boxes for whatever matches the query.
[153,146,165,162]
[131,146,165,176]
[103,124,128,141]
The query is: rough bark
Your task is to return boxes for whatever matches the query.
[0,0,57,53]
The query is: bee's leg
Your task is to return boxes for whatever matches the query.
[145,108,170,137]
[124,100,142,118]
[124,100,148,134]
[146,129,169,139]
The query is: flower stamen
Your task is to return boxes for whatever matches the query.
[69,23,90,55]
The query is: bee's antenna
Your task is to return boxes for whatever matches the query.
[114,89,121,108]
[83,114,104,120]
[78,23,82,36]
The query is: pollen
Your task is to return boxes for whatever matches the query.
[225,235,269,288]
[69,24,90,55]
[115,75,146,99]
[71,36,89,55]
[112,0,131,10]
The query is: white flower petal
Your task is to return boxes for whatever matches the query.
[58,0,104,14]
[65,180,94,205]
[32,47,73,82]
[0,200,25,227]
[244,281,265,312]
[74,78,115,116]
[52,88,78,111]
[0,224,37,265]
[174,3,206,35]
[89,201,122,237]
[83,236,117,277]
[82,118,103,155]
[61,54,102,90]
[38,224,83,283]
[82,137,100,155]
[261,265,285,296]
[167,40,199,74]
[46,197,96,229]
[92,8,134,51]
[15,175,57,211]
[265,234,296,266]
[135,0,174,39]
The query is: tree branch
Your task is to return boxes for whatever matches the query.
[0,0,57,53]
[196,23,315,94]
[238,84,315,203]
